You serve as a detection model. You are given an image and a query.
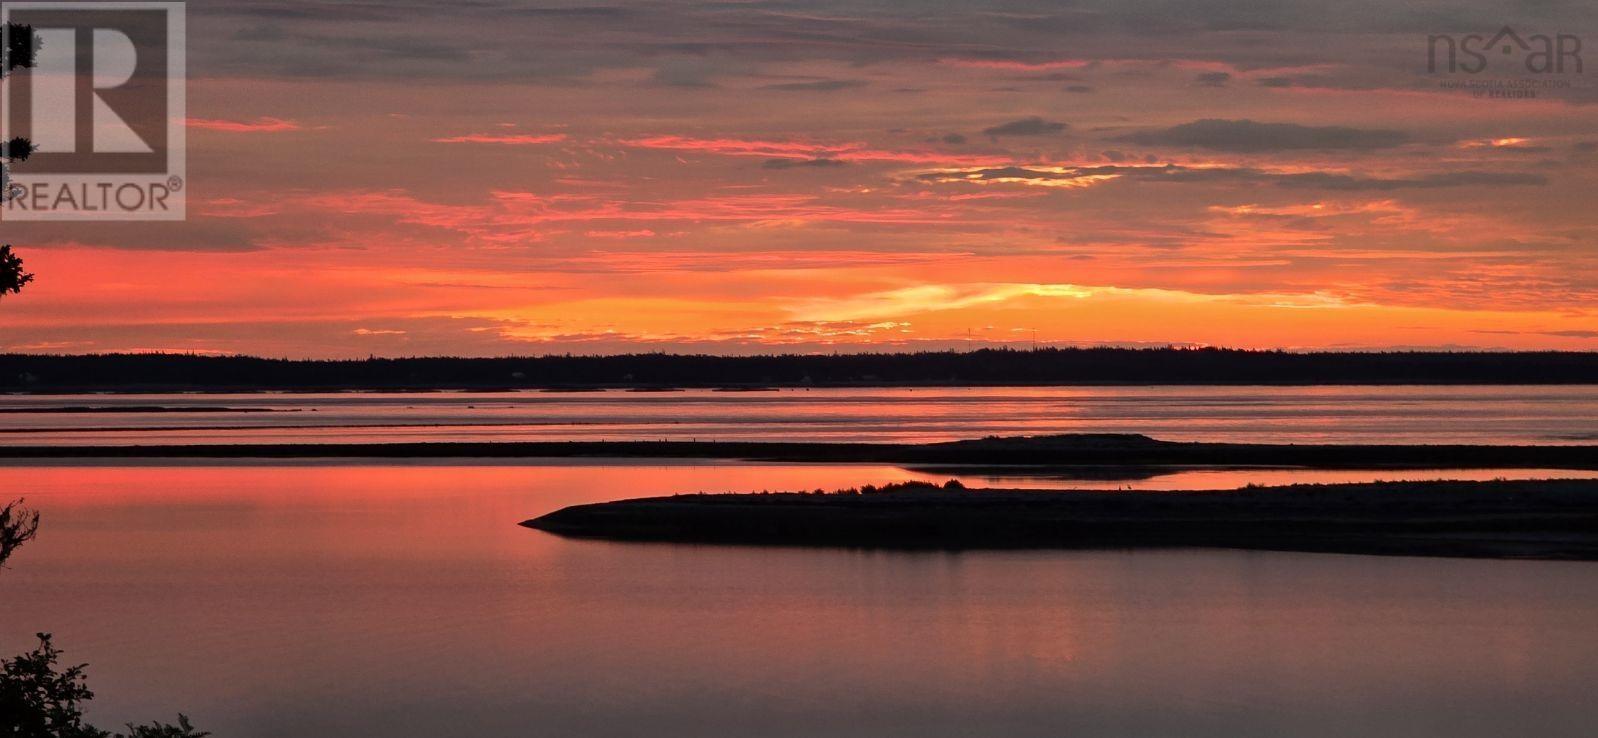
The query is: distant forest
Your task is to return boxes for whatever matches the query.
[2,348,1597,391]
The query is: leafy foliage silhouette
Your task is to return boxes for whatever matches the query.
[0,634,209,737]
[2,22,38,77]
[1,244,33,297]
[1,634,102,738]
[1,23,39,293]
[3,136,35,160]
[1,508,208,736]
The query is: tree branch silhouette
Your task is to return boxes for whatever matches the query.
[0,497,38,568]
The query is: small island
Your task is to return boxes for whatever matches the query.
[523,478,1598,560]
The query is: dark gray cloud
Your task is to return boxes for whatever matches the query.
[763,158,847,169]
[513,6,635,19]
[650,58,726,87]
[184,0,1596,89]
[1118,119,1410,151]
[197,2,409,22]
[942,133,968,145]
[1246,72,1400,93]
[760,79,867,91]
[1195,71,1231,87]
[982,117,1069,137]
[0,219,271,252]
[1276,171,1547,190]
[1064,85,1095,93]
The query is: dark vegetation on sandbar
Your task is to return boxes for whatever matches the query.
[523,478,1598,560]
[3,433,1596,471]
[7,348,1598,392]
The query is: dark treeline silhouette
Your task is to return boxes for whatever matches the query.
[3,347,1598,391]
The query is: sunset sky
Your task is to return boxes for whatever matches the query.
[3,0,1597,356]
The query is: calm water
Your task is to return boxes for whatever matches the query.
[3,463,1597,738]
[6,388,1597,735]
[6,385,1598,445]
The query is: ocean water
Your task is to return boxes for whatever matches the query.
[5,385,1598,446]
[2,462,1596,738]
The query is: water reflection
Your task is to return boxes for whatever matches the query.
[5,385,1598,446]
[2,464,1596,737]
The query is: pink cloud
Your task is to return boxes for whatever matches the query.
[431,133,568,145]
[187,117,303,133]
[567,250,957,272]
[585,229,658,239]
[620,135,857,159]
[275,187,981,249]
[617,135,1012,166]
